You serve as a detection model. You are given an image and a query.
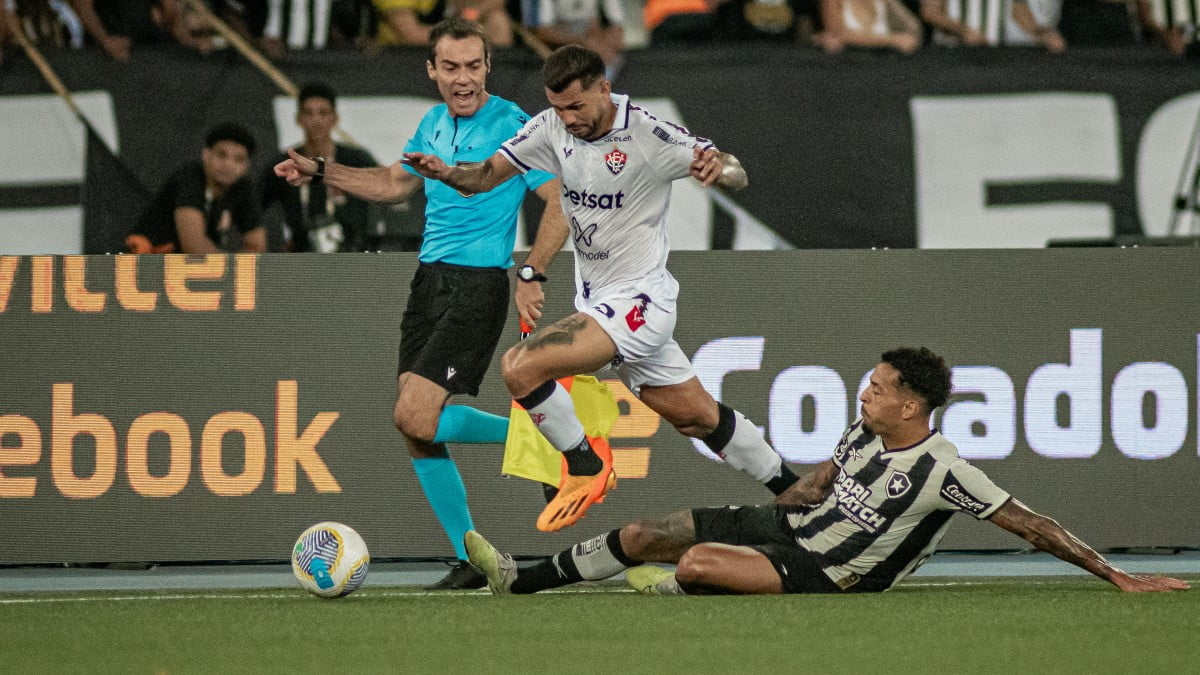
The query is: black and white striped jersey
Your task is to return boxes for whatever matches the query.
[786,419,1011,591]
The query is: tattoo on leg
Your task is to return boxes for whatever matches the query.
[663,511,697,544]
[523,315,590,352]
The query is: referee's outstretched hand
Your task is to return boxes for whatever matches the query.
[275,148,317,187]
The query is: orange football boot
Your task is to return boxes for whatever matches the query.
[536,436,616,532]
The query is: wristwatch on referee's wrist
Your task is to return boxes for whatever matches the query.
[516,264,547,283]
[312,156,326,184]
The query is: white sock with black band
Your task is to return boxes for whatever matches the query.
[516,380,601,475]
[570,529,637,580]
[510,529,633,593]
[516,380,587,451]
[704,403,798,494]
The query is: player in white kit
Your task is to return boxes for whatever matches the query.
[403,45,799,531]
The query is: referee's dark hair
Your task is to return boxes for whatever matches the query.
[298,81,338,110]
[428,17,491,68]
[205,122,256,157]
[543,45,605,93]
[882,347,952,412]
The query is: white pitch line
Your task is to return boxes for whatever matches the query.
[899,581,989,588]
[8,578,1055,605]
[0,587,635,605]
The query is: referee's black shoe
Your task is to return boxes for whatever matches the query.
[424,560,487,590]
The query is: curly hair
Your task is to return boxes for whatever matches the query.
[881,347,952,412]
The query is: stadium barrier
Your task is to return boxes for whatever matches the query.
[1,250,1197,564]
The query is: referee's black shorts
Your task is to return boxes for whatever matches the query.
[691,505,843,594]
[397,261,510,396]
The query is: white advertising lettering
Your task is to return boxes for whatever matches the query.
[690,330,1199,464]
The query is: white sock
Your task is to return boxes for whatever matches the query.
[720,410,783,483]
[524,382,586,452]
[568,531,630,580]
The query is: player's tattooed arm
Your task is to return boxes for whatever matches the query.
[775,460,837,506]
[401,152,519,195]
[990,498,1190,592]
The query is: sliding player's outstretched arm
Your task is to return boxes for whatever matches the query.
[402,151,519,196]
[989,498,1190,592]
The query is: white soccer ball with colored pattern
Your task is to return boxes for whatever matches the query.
[292,521,370,598]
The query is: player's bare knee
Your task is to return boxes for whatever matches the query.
[500,343,522,379]
[675,545,719,585]
[501,345,541,397]
[499,345,519,386]
[393,401,437,444]
[396,420,437,446]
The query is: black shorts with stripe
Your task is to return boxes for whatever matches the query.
[691,505,843,594]
[397,262,510,396]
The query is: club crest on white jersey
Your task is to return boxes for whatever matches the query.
[605,147,627,175]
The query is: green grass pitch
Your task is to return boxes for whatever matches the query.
[3,576,1197,674]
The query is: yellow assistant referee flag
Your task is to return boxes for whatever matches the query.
[502,375,619,487]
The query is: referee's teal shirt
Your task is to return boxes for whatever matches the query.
[403,95,554,269]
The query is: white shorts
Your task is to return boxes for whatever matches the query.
[576,276,695,395]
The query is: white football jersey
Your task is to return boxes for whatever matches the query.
[499,94,714,303]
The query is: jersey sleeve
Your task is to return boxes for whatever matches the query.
[501,103,555,191]
[937,460,1011,520]
[499,111,559,177]
[643,119,714,181]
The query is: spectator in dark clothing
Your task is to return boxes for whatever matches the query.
[644,0,723,46]
[129,122,266,254]
[1059,0,1185,54]
[86,0,217,53]
[260,0,373,58]
[372,0,512,47]
[714,0,819,43]
[261,82,380,252]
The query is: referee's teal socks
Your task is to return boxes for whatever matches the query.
[433,405,509,444]
[412,450,474,560]
[419,406,506,561]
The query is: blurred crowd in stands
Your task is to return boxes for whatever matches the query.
[0,0,1196,68]
[2,0,1197,253]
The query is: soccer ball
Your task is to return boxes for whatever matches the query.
[291,521,371,598]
